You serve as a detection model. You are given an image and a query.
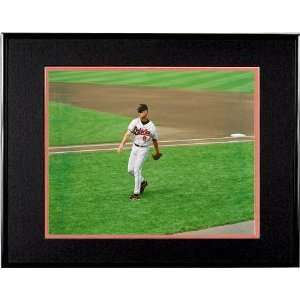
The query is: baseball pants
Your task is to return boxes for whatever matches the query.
[128,144,149,194]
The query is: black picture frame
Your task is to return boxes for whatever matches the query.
[1,33,299,267]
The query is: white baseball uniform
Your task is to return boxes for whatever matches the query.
[127,117,158,194]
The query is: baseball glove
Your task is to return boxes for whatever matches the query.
[152,152,163,160]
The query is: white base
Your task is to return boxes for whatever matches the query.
[230,133,246,138]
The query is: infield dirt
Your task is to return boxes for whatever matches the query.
[49,82,253,141]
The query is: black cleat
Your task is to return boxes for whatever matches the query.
[140,181,148,194]
[129,193,141,201]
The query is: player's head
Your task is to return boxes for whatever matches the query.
[137,104,148,118]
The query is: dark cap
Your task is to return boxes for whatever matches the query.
[137,104,148,113]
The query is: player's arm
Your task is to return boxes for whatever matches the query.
[152,139,160,155]
[152,125,160,155]
[117,130,131,153]
[118,119,135,153]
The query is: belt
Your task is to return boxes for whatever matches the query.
[134,143,147,148]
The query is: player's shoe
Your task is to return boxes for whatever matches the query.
[140,180,148,194]
[129,193,141,201]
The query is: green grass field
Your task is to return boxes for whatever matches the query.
[49,102,131,146]
[49,142,254,234]
[49,70,255,93]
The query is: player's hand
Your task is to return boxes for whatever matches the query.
[117,144,123,153]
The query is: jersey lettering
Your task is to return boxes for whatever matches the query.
[132,126,151,137]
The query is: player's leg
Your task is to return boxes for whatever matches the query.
[139,148,149,184]
[133,148,148,194]
[128,146,141,199]
[127,147,136,176]
[139,149,149,193]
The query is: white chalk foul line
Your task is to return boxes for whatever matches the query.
[49,136,254,150]
[49,139,254,155]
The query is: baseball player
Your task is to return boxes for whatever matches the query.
[117,104,162,200]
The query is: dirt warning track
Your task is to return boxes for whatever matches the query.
[49,82,254,141]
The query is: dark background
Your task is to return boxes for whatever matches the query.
[2,34,299,267]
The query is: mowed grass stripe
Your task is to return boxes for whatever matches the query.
[76,71,187,85]
[48,71,111,81]
[50,71,189,89]
[113,71,190,85]
[49,70,216,86]
[208,76,255,92]
[73,71,160,84]
[101,71,253,92]
[109,70,220,85]
[144,71,235,88]
[189,72,254,91]
[49,70,148,83]
[49,142,254,234]
[49,70,196,83]
[50,70,247,87]
[226,81,254,93]
[154,71,250,90]
[115,70,234,88]
[49,70,254,93]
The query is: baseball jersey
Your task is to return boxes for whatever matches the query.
[128,118,158,147]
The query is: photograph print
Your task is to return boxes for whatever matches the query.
[45,66,260,239]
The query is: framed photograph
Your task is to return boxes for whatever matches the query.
[1,34,299,267]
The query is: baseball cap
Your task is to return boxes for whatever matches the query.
[137,104,148,113]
